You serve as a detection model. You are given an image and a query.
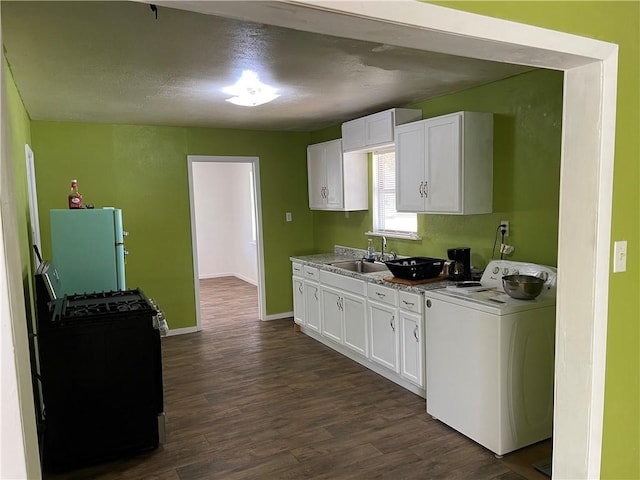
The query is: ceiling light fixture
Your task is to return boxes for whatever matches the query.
[222,70,279,107]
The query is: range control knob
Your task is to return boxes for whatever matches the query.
[493,266,500,274]
[503,268,510,275]
[513,269,519,275]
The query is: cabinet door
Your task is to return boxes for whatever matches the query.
[321,286,343,343]
[424,114,461,213]
[341,118,365,152]
[307,143,326,209]
[365,110,394,147]
[343,293,367,357]
[323,140,344,209]
[292,277,305,326]
[304,282,321,332]
[396,122,426,212]
[368,301,399,372]
[400,310,423,387]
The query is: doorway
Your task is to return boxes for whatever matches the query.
[187,155,266,329]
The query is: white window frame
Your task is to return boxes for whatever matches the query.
[368,149,420,241]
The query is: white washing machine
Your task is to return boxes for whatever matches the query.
[424,260,557,456]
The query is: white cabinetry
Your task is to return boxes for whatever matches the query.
[321,286,343,343]
[399,291,424,387]
[341,108,422,153]
[292,262,305,326]
[307,139,368,211]
[368,283,399,373]
[319,270,367,355]
[396,111,493,214]
[303,266,321,333]
[291,260,426,398]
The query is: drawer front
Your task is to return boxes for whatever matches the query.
[320,270,365,296]
[292,262,303,276]
[303,265,320,281]
[399,291,422,314]
[367,283,398,307]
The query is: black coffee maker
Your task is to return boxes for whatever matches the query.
[447,247,471,281]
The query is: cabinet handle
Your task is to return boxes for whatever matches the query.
[418,181,424,198]
[426,299,432,308]
[324,187,329,199]
[376,292,386,299]
[423,181,428,198]
[298,284,303,294]
[402,300,414,307]
[390,315,395,332]
[340,298,344,311]
[336,298,341,311]
[413,325,419,342]
[314,289,318,301]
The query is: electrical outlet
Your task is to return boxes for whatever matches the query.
[285,212,292,222]
[500,220,509,237]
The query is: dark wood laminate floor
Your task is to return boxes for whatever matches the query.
[44,277,551,480]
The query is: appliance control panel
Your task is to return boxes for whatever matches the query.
[481,260,557,293]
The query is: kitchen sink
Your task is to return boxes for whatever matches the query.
[329,259,389,274]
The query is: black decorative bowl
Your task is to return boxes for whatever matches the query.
[384,257,445,280]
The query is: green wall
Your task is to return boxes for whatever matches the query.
[5,58,35,321]
[31,123,315,328]
[311,69,563,271]
[430,2,639,479]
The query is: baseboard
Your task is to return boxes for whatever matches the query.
[165,326,200,336]
[199,273,258,286]
[199,272,234,279]
[262,311,293,321]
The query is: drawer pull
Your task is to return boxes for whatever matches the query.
[376,292,386,298]
[402,300,415,307]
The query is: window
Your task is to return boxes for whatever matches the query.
[372,150,417,236]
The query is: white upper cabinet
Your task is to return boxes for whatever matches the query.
[396,111,493,215]
[307,139,368,211]
[341,108,422,153]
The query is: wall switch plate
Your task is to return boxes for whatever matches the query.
[285,212,292,222]
[500,220,509,237]
[613,240,627,272]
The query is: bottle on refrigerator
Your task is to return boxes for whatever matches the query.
[68,180,83,209]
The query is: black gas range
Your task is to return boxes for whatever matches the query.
[51,288,156,322]
[39,288,165,472]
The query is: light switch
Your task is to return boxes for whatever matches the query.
[613,240,627,273]
[285,212,292,222]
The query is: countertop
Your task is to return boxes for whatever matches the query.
[290,251,453,294]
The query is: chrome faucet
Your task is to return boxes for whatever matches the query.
[381,236,387,261]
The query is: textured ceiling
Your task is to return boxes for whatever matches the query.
[2,1,533,132]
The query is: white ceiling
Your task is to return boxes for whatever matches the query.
[2,1,533,132]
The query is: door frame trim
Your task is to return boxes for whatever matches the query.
[187,155,267,326]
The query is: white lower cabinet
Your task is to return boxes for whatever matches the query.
[368,301,399,372]
[399,291,424,388]
[292,261,425,397]
[400,310,423,387]
[368,283,400,373]
[321,286,343,343]
[292,276,305,326]
[304,281,321,333]
[342,293,367,357]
